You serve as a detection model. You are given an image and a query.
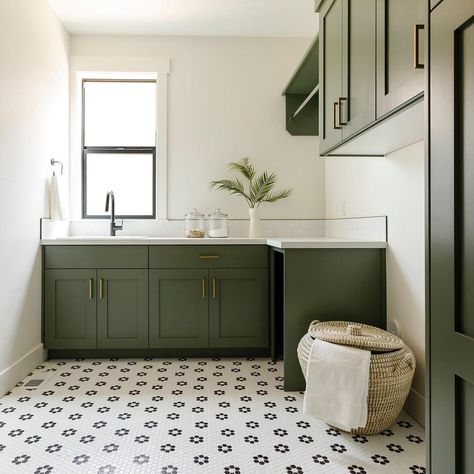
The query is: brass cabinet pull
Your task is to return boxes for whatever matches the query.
[338,97,348,125]
[413,24,424,69]
[199,255,219,260]
[88,279,93,299]
[99,278,104,299]
[212,278,216,299]
[201,277,206,299]
[333,102,342,129]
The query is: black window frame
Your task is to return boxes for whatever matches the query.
[81,78,157,219]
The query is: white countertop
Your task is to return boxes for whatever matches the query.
[40,236,387,249]
[267,237,387,249]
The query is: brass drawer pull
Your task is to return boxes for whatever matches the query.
[199,255,219,259]
[88,279,94,299]
[333,101,342,129]
[212,278,216,299]
[201,277,206,299]
[338,97,348,125]
[99,278,104,300]
[413,24,424,69]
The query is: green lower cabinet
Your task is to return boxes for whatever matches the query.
[44,246,270,354]
[97,269,148,349]
[149,269,209,348]
[209,269,268,348]
[44,269,97,349]
[275,248,386,391]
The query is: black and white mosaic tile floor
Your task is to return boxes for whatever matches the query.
[0,358,425,474]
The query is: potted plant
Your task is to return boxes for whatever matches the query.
[210,158,291,237]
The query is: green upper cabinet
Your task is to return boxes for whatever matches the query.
[376,0,425,117]
[319,0,344,153]
[341,0,377,138]
[97,269,148,349]
[44,269,97,349]
[149,269,209,348]
[319,0,377,155]
[315,0,425,156]
[209,269,269,348]
[282,36,319,136]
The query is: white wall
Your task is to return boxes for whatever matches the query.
[325,141,426,425]
[0,0,69,393]
[70,35,325,220]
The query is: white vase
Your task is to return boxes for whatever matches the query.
[248,207,263,238]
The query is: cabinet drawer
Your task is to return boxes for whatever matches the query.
[44,246,148,269]
[149,245,268,269]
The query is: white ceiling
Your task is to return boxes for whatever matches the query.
[47,0,317,37]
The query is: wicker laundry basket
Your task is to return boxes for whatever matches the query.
[297,320,415,435]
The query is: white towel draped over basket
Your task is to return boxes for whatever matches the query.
[303,338,370,431]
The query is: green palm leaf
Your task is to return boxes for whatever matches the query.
[261,188,292,203]
[250,171,276,204]
[209,178,252,207]
[228,158,256,181]
[210,158,291,208]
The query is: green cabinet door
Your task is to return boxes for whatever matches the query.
[319,0,344,154]
[97,269,148,349]
[429,1,474,471]
[44,269,96,349]
[209,269,269,348]
[149,269,209,348]
[341,0,376,139]
[376,0,424,117]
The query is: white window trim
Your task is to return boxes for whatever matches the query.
[69,56,170,220]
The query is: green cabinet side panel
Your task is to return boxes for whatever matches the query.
[283,248,385,391]
[149,269,209,348]
[376,0,424,117]
[209,269,269,348]
[285,93,319,136]
[283,36,319,95]
[284,36,319,137]
[44,269,97,349]
[97,269,148,349]
[45,245,148,269]
[149,245,268,269]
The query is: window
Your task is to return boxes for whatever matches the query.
[82,80,157,218]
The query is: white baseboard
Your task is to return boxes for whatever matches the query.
[0,344,45,397]
[404,387,425,427]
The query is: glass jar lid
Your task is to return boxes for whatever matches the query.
[185,208,205,219]
[208,208,228,218]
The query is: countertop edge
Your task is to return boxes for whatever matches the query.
[40,237,387,249]
[40,238,267,246]
[266,240,388,249]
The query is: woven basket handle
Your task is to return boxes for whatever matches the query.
[346,323,362,336]
[403,352,416,369]
[308,320,320,332]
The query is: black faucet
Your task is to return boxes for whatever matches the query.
[105,191,123,236]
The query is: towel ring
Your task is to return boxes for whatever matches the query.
[50,158,63,175]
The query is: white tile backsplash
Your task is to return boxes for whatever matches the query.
[325,216,387,241]
[41,216,386,241]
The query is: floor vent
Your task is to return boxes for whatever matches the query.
[24,379,46,388]
[20,370,56,391]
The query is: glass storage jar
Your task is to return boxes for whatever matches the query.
[207,209,229,238]
[185,208,206,238]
